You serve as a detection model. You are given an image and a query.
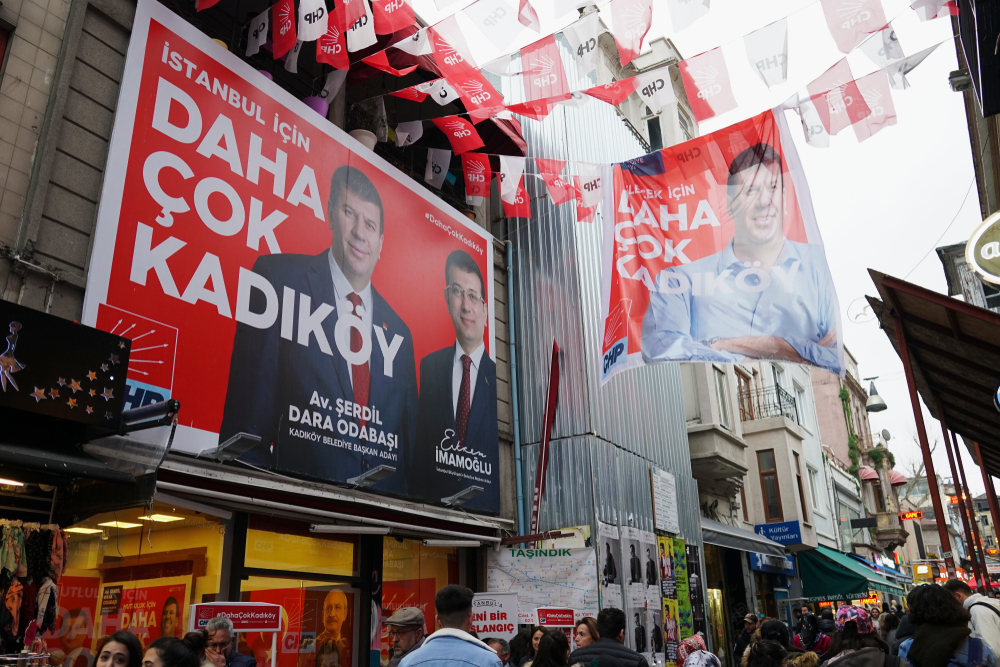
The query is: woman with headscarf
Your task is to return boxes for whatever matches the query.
[898,584,998,667]
[820,605,901,667]
[678,633,708,667]
[795,614,833,656]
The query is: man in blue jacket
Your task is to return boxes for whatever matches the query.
[399,586,502,667]
[220,165,418,497]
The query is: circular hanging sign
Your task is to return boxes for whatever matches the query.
[995,382,1000,414]
[966,211,1000,286]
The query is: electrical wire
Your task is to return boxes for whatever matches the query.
[901,178,976,280]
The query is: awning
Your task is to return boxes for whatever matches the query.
[888,470,907,486]
[701,517,785,557]
[799,545,905,602]
[859,466,879,481]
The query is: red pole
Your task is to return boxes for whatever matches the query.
[894,315,956,576]
[955,431,991,591]
[974,441,1000,590]
[941,417,983,588]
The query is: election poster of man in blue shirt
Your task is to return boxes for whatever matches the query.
[600,108,843,384]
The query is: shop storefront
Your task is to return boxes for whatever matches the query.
[798,546,904,607]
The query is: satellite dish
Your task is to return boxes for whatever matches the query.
[882,429,891,442]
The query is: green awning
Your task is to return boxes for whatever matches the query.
[799,545,905,602]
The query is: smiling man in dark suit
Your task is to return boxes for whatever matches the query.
[219,165,418,497]
[413,250,498,512]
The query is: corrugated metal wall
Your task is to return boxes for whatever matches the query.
[504,42,703,549]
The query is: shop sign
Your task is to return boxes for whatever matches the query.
[0,299,131,427]
[190,602,282,631]
[82,0,501,512]
[535,607,575,626]
[754,521,802,545]
[988,548,998,556]
[857,594,878,605]
[913,563,933,579]
[749,552,796,576]
[988,564,1000,574]
[966,211,1000,286]
[899,510,923,521]
[471,593,517,641]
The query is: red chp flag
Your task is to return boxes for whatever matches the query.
[820,0,887,53]
[362,51,417,76]
[272,0,297,58]
[317,10,349,68]
[536,158,574,205]
[519,0,541,31]
[609,0,652,66]
[462,153,491,204]
[679,47,738,123]
[341,0,368,28]
[431,117,485,154]
[585,78,637,106]
[530,340,560,534]
[806,58,871,135]
[573,176,597,223]
[853,69,896,142]
[501,175,531,218]
[372,0,415,34]
[521,35,570,102]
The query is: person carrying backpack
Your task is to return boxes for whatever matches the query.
[943,579,1000,658]
[898,584,998,667]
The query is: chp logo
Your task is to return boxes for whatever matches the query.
[277,1,294,35]
[383,0,405,12]
[621,1,648,40]
[692,66,723,99]
[755,53,786,73]
[303,4,324,25]
[528,54,560,88]
[320,26,341,53]
[640,76,665,99]
[465,159,487,183]
[481,6,505,27]
[445,120,472,138]
[436,38,465,67]
[861,86,884,117]
[837,0,872,29]
[251,16,267,40]
[602,299,632,379]
[461,79,492,106]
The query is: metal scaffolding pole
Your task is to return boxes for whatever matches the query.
[974,440,1000,589]
[941,413,983,589]
[955,429,991,590]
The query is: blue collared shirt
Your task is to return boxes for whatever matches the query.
[640,239,841,373]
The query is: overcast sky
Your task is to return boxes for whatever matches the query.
[410,0,991,495]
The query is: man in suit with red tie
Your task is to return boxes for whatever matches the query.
[413,250,498,513]
[219,165,418,497]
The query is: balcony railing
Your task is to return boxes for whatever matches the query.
[738,386,800,425]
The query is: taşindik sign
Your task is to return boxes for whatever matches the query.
[82,0,500,512]
[190,602,282,632]
[754,520,802,545]
[486,547,599,624]
[599,109,843,384]
[966,211,1000,286]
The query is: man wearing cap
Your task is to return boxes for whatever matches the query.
[385,608,426,667]
[733,614,758,665]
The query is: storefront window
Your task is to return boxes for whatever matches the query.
[53,501,227,664]
[244,517,357,577]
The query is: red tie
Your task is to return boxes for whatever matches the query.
[346,293,370,427]
[456,354,471,445]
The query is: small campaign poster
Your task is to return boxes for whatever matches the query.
[43,575,102,667]
[662,598,680,665]
[97,577,189,644]
[658,536,676,598]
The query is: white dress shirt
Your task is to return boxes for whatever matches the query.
[328,250,372,388]
[452,341,485,416]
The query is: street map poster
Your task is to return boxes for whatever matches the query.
[599,109,844,384]
[486,548,599,624]
[81,0,500,512]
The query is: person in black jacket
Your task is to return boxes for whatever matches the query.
[734,614,759,665]
[568,608,649,667]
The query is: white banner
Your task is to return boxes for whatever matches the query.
[563,11,600,77]
[635,64,677,115]
[472,592,519,640]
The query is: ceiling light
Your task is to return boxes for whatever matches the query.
[422,539,481,548]
[98,521,141,529]
[65,527,102,534]
[0,478,24,487]
[138,514,184,522]
[310,525,391,535]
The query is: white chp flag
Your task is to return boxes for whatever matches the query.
[320,70,348,101]
[887,43,940,89]
[562,11,601,77]
[860,26,904,68]
[635,64,677,115]
[498,156,526,204]
[298,0,328,41]
[465,0,524,52]
[395,121,424,147]
[246,9,269,56]
[418,79,461,106]
[284,40,303,73]
[577,162,603,208]
[425,148,452,189]
[347,0,377,52]
[667,0,709,31]
[394,28,433,56]
[796,95,830,148]
[744,18,787,88]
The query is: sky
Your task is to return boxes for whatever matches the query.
[407,0,991,494]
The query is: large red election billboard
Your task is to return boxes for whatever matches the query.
[600,109,843,384]
[82,0,500,513]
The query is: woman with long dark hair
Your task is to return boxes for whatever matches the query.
[96,631,144,667]
[526,631,569,667]
[795,614,832,655]
[899,584,998,667]
[745,641,787,667]
[144,631,211,667]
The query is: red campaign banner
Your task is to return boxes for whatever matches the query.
[430,117,484,154]
[81,0,501,513]
[529,340,559,534]
[599,109,843,385]
[97,580,189,644]
[678,48,738,124]
[500,176,530,218]
[462,153,491,203]
[341,0,368,29]
[371,0,414,35]
[317,10,349,69]
[42,576,101,667]
[448,69,505,119]
[520,35,570,103]
[192,603,282,631]
[246,586,356,667]
[272,0,297,59]
[505,96,564,121]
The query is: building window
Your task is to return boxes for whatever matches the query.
[771,365,785,391]
[644,107,663,151]
[758,450,783,522]
[715,367,731,429]
[808,467,820,508]
[983,514,990,526]
[872,481,886,512]
[741,485,749,522]
[795,384,810,431]
[678,110,692,141]
[737,371,754,420]
[794,452,809,521]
